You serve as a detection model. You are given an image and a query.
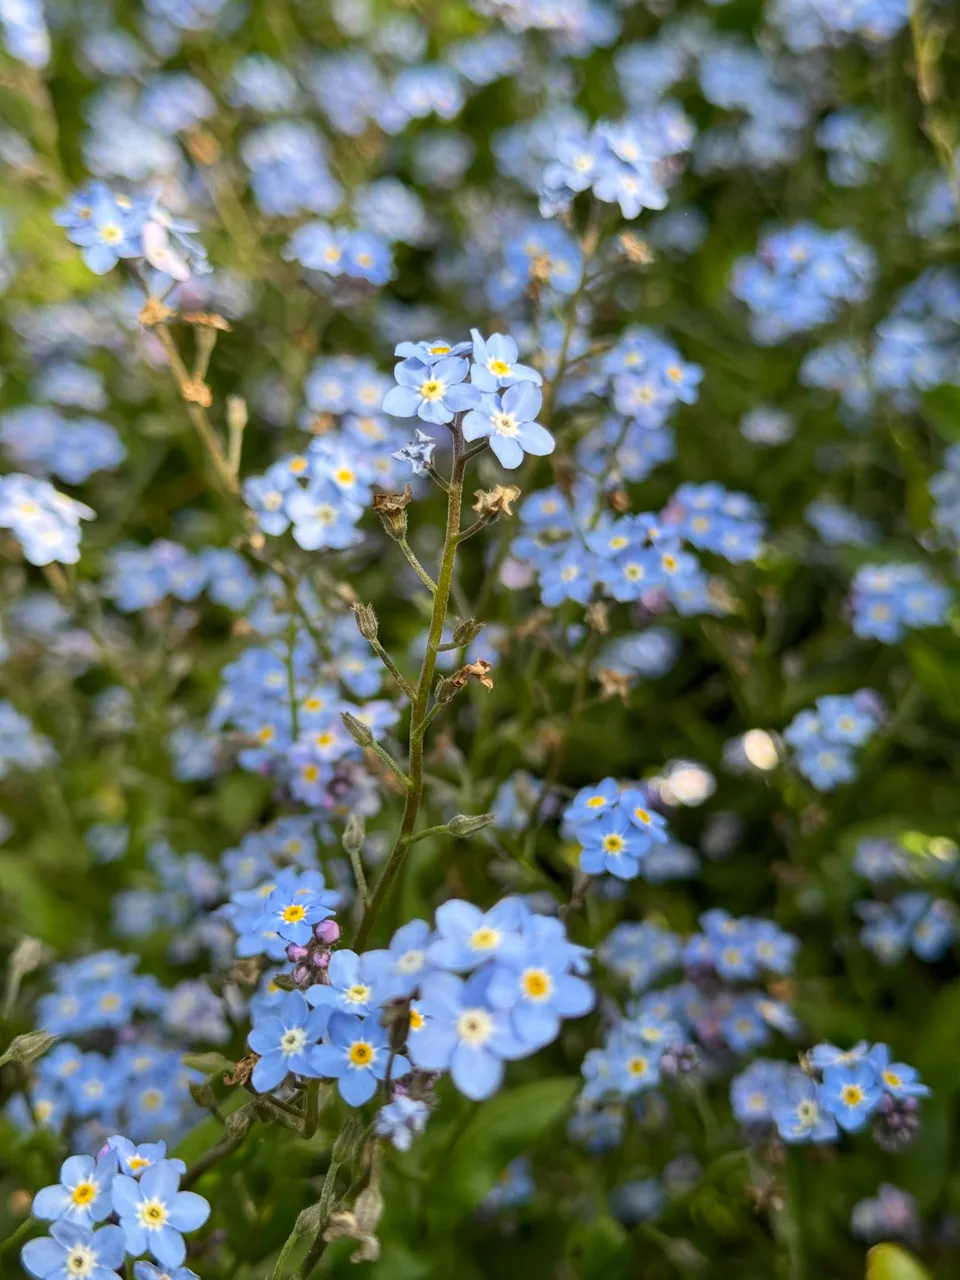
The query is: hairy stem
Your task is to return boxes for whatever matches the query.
[353,429,467,950]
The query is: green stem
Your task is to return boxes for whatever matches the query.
[367,638,416,701]
[0,1216,36,1258]
[353,429,467,950]
[397,539,438,594]
[181,1129,248,1188]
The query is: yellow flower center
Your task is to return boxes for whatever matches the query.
[140,1089,163,1111]
[602,834,625,854]
[470,927,501,951]
[488,359,511,376]
[883,1070,902,1089]
[282,904,307,924]
[841,1084,864,1107]
[127,1155,151,1173]
[585,795,607,809]
[627,1056,648,1076]
[419,379,444,401]
[349,1041,373,1066]
[430,344,450,354]
[71,1181,96,1205]
[100,224,123,245]
[522,969,552,1000]
[139,1199,168,1228]
[345,984,370,1004]
[409,1007,424,1031]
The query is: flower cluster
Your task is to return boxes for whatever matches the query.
[537,106,693,219]
[104,543,256,613]
[849,563,950,643]
[242,895,593,1109]
[0,407,125,484]
[784,691,885,791]
[55,184,210,285]
[562,778,670,880]
[23,1140,208,1276]
[0,474,94,566]
[731,1041,929,1148]
[730,223,876,343]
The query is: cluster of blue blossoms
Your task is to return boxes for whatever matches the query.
[104,543,256,613]
[232,884,593,1118]
[23,1138,208,1277]
[562,778,670,880]
[784,691,885,791]
[0,474,94,566]
[730,223,876,343]
[0,406,125,485]
[731,1041,929,1149]
[857,894,959,966]
[849,563,950,643]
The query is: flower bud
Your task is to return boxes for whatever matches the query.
[451,617,485,647]
[315,919,340,944]
[0,1029,57,1069]
[446,812,495,837]
[342,812,365,854]
[372,486,412,539]
[340,710,374,748]
[286,943,309,963]
[353,602,378,641]
[226,395,248,433]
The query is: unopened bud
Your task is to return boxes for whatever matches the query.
[225,1102,256,1139]
[446,813,495,838]
[0,1029,57,1069]
[315,919,340,944]
[226,395,247,433]
[451,618,485,647]
[343,812,365,855]
[353,602,378,641]
[286,943,309,963]
[189,1080,217,1109]
[433,675,463,706]
[340,711,374,748]
[372,486,412,539]
[292,964,311,986]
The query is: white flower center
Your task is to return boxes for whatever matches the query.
[138,1197,168,1230]
[396,948,425,975]
[492,412,518,437]
[345,984,370,1005]
[281,1027,308,1055]
[66,1246,96,1277]
[456,1008,494,1047]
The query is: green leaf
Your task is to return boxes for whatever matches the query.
[906,636,960,722]
[867,1244,932,1280]
[923,386,960,444]
[181,1051,236,1077]
[429,1078,576,1225]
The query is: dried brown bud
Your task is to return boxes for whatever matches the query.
[472,485,521,520]
[529,252,552,284]
[184,130,220,166]
[223,1054,257,1088]
[181,378,213,407]
[306,412,336,435]
[181,311,232,331]
[609,488,631,513]
[619,232,655,265]
[352,601,379,641]
[462,658,494,690]
[372,485,413,538]
[139,298,175,328]
[597,667,630,704]
[585,602,609,635]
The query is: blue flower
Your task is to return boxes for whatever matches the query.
[248,990,330,1092]
[469,330,542,392]
[462,384,556,469]
[364,918,435,1001]
[382,356,481,425]
[311,1011,408,1106]
[578,813,648,879]
[564,778,621,826]
[869,1045,931,1099]
[773,1071,839,1144]
[427,898,526,971]
[22,1221,126,1280]
[409,970,527,1100]
[111,1160,209,1268]
[820,1061,883,1131]
[32,1151,117,1226]
[305,949,383,1016]
[135,1264,200,1280]
[375,1096,430,1151]
[487,943,594,1049]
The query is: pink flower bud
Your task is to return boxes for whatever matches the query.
[314,919,340,944]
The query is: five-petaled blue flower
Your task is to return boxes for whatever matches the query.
[248,990,330,1092]
[32,1151,117,1227]
[111,1159,210,1268]
[22,1220,126,1280]
[312,1011,408,1106]
[382,356,481,425]
[462,384,555,470]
